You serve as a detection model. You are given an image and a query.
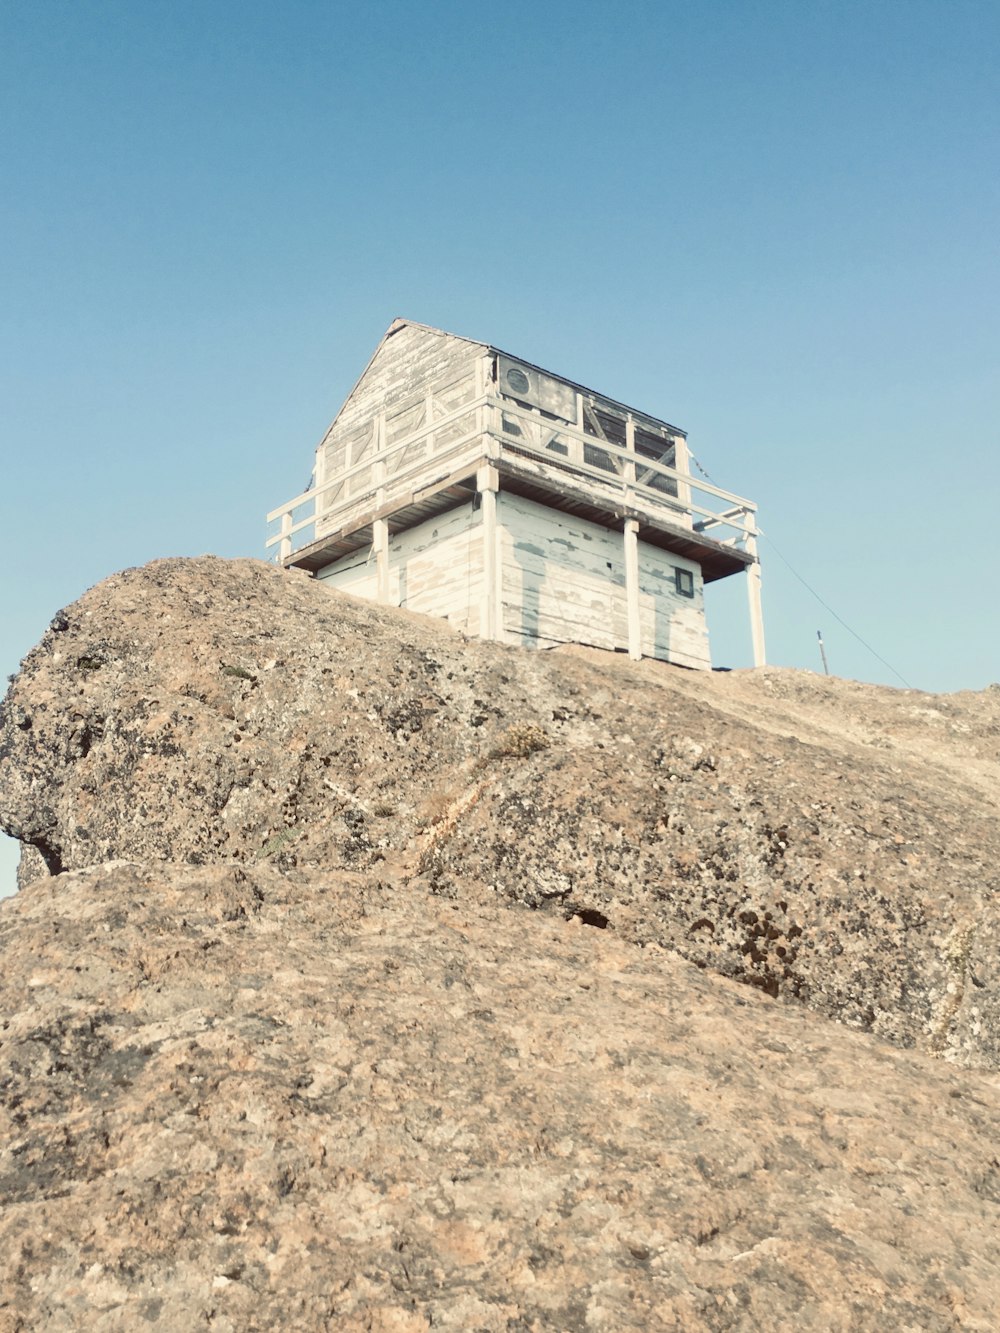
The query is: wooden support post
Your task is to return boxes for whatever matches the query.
[745,513,766,667]
[624,518,641,661]
[673,434,693,519]
[373,517,389,603]
[624,416,637,504]
[279,511,292,563]
[477,464,500,641]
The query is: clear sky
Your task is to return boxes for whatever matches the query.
[2,0,998,895]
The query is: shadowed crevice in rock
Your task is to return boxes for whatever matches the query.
[30,834,65,878]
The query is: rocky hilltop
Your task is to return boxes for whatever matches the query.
[1,557,999,1329]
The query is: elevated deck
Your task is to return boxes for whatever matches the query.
[267,394,758,585]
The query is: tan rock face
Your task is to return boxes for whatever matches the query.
[1,862,999,1330]
[2,556,999,1069]
[2,557,1000,1326]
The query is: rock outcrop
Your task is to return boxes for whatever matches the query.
[2,557,1000,1327]
[2,557,998,1066]
[1,861,999,1330]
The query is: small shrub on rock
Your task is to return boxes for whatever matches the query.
[490,723,551,760]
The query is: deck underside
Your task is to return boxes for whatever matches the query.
[286,456,752,584]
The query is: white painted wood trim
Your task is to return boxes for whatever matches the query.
[266,433,485,547]
[744,513,766,667]
[673,434,693,513]
[488,398,751,512]
[478,464,499,641]
[266,398,486,521]
[624,415,637,503]
[373,517,389,603]
[624,518,641,661]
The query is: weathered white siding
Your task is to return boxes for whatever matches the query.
[317,493,711,667]
[498,494,710,668]
[316,502,484,636]
[315,325,486,539]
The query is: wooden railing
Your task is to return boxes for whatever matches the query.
[483,399,756,548]
[265,400,488,560]
[266,394,757,561]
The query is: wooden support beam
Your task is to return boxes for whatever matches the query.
[673,434,692,516]
[744,514,766,667]
[373,517,389,603]
[477,464,500,641]
[624,518,641,661]
[624,415,637,501]
[693,504,747,533]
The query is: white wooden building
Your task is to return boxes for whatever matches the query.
[267,320,764,670]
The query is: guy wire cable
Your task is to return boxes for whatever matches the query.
[687,450,913,689]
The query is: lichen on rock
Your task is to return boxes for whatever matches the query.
[2,556,1000,1326]
[1,555,999,1068]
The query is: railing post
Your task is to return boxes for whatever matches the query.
[673,434,693,523]
[624,518,641,661]
[279,511,292,563]
[482,398,499,460]
[624,415,637,505]
[745,510,766,667]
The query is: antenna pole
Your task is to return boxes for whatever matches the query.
[817,629,829,676]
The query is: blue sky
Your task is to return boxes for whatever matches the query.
[2,0,998,894]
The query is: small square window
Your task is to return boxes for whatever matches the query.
[674,568,695,598]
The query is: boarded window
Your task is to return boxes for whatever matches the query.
[675,568,695,598]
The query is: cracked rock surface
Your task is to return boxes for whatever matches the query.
[2,556,998,1067]
[2,556,1000,1327]
[1,862,999,1331]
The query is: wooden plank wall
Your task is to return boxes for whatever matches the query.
[322,326,481,466]
[314,326,484,541]
[498,494,710,669]
[315,503,484,636]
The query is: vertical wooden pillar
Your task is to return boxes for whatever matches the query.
[373,518,390,603]
[279,511,292,563]
[673,434,693,520]
[624,518,641,661]
[624,416,637,504]
[372,411,389,603]
[745,512,766,667]
[477,464,500,641]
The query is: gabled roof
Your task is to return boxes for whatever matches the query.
[323,319,686,443]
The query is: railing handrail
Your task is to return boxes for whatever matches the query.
[264,433,486,549]
[486,397,754,511]
[265,397,488,522]
[493,434,753,538]
[266,391,756,556]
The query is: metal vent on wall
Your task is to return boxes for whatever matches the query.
[497,355,576,423]
[505,366,530,396]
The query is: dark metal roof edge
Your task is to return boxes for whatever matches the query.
[379,319,689,439]
[486,343,688,440]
